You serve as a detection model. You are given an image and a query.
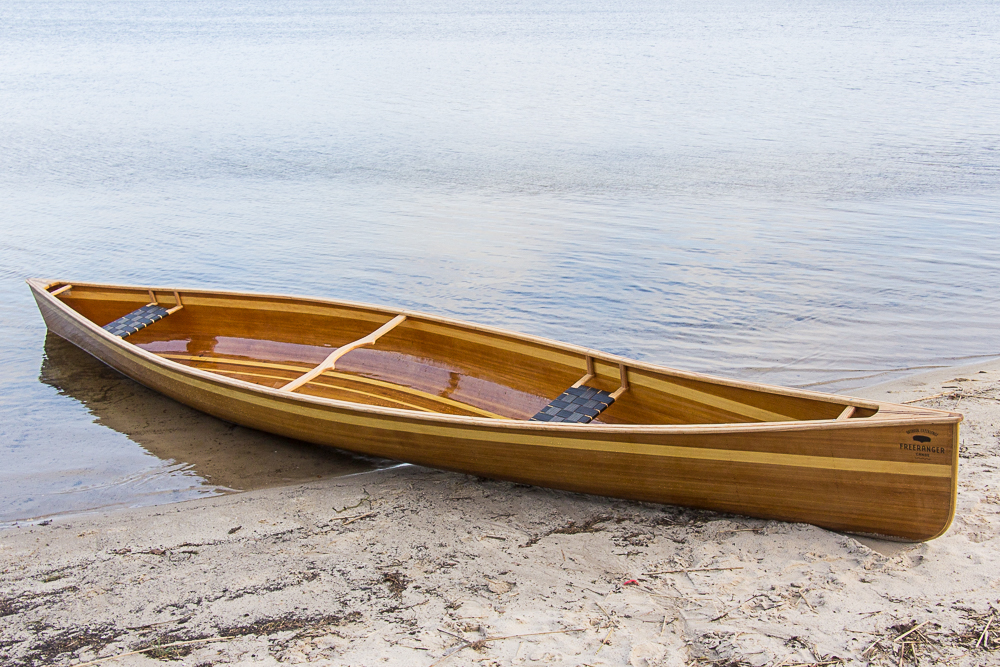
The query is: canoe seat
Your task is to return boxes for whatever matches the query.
[103,304,171,338]
[530,385,616,424]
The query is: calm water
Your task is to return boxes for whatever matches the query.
[2,0,998,523]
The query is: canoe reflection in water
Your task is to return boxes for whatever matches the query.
[39,332,392,494]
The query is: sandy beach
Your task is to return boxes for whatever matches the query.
[2,360,999,667]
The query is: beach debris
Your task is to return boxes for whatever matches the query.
[334,490,370,513]
[520,514,610,547]
[228,525,242,534]
[893,619,931,644]
[329,511,377,525]
[975,613,994,649]
[644,566,744,575]
[902,392,951,403]
[595,627,614,654]
[623,578,639,586]
[428,628,585,666]
[381,571,409,597]
[72,636,229,667]
[485,577,512,594]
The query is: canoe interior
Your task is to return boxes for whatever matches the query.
[51,283,876,425]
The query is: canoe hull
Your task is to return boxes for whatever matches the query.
[30,280,960,541]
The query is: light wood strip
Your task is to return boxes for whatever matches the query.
[324,371,508,419]
[210,368,439,414]
[161,353,508,419]
[166,290,184,315]
[50,284,73,296]
[528,436,952,477]
[280,314,407,392]
[151,360,953,478]
[837,405,856,421]
[594,360,796,423]
[161,354,313,374]
[610,363,630,400]
[570,356,596,388]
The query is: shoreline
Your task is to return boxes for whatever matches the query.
[2,361,999,665]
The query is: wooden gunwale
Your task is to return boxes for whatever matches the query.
[29,279,958,434]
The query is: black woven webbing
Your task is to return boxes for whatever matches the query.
[102,304,171,338]
[529,385,615,424]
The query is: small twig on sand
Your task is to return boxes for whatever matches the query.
[861,638,882,658]
[595,627,614,655]
[661,614,675,635]
[73,637,228,666]
[799,591,817,613]
[893,620,931,643]
[915,629,943,656]
[427,628,584,666]
[902,392,948,404]
[332,511,376,525]
[976,614,994,649]
[643,566,743,575]
[334,490,370,513]
[125,616,192,631]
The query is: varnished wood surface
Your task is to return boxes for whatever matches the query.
[28,278,962,541]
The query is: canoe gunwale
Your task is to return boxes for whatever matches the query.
[29,278,962,433]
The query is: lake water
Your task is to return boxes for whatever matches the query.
[2,0,998,524]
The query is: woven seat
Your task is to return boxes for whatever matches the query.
[103,304,171,338]
[530,385,616,424]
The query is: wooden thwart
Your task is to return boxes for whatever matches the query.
[837,405,856,421]
[280,314,407,392]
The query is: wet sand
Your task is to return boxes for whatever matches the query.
[2,360,999,666]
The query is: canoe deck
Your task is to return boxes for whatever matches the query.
[29,279,963,541]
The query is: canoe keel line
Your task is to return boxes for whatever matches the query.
[28,279,962,541]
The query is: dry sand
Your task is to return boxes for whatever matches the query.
[3,361,1000,666]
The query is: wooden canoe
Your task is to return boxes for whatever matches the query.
[28,279,962,541]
